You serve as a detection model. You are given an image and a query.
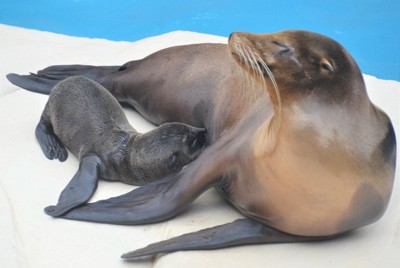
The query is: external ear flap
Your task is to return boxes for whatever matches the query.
[321,58,334,72]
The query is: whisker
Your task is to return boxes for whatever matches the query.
[230,37,282,153]
[256,58,281,117]
[236,42,281,116]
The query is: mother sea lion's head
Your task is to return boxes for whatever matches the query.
[228,30,366,108]
[228,30,369,154]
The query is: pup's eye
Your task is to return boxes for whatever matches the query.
[168,153,178,166]
[321,59,334,72]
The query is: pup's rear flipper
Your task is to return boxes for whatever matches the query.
[122,218,334,260]
[36,118,68,161]
[7,65,120,95]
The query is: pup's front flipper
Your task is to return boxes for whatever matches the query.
[45,154,102,217]
[122,218,335,260]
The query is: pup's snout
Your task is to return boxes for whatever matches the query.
[190,128,207,152]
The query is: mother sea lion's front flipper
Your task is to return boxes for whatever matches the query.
[58,135,235,224]
[44,154,102,217]
[59,174,198,224]
[121,218,334,260]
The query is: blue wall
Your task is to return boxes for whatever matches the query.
[1,0,399,81]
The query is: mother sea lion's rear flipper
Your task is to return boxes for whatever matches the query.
[121,218,333,260]
[7,72,62,95]
[7,65,120,95]
[44,154,102,217]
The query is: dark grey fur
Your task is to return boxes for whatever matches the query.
[37,76,206,216]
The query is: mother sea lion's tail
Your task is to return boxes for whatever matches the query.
[6,64,120,95]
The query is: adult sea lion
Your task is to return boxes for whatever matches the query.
[35,75,206,217]
[7,30,396,259]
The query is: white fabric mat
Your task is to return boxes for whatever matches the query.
[1,24,399,268]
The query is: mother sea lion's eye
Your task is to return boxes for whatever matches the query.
[321,59,334,72]
[272,41,290,55]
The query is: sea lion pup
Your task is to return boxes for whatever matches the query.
[7,30,396,259]
[36,75,206,217]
